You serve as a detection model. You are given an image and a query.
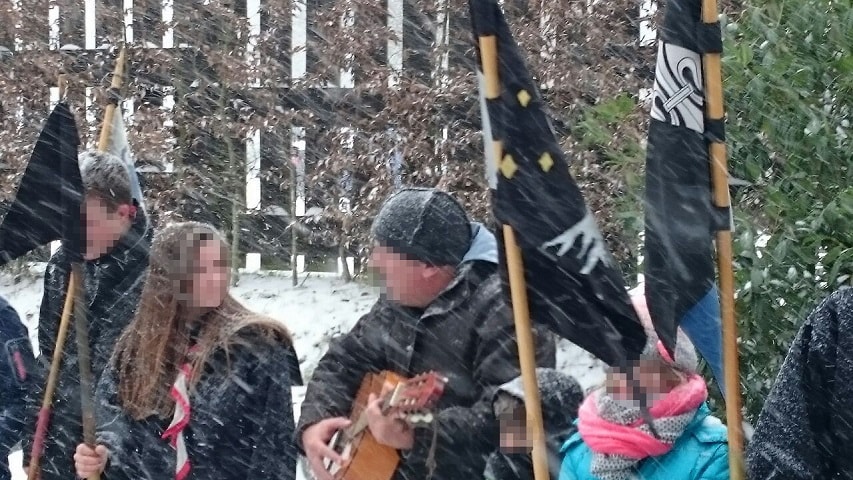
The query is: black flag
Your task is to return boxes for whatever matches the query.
[0,102,83,266]
[469,0,647,366]
[643,0,727,357]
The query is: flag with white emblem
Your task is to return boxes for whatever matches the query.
[469,0,647,365]
[643,0,729,359]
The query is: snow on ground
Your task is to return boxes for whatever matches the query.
[2,267,604,479]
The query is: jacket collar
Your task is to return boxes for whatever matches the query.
[421,260,494,320]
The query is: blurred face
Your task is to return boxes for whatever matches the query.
[83,195,132,260]
[369,244,431,307]
[498,404,531,454]
[605,358,684,404]
[190,239,229,309]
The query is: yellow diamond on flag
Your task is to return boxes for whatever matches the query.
[500,154,518,178]
[538,152,554,172]
[517,89,532,107]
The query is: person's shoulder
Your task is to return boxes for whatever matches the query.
[357,297,400,326]
[0,297,27,340]
[465,264,502,302]
[828,285,853,301]
[0,296,25,331]
[686,415,730,480]
[44,247,69,273]
[230,320,292,351]
[798,286,853,336]
[687,410,728,445]
[223,322,298,387]
[819,286,853,319]
[0,295,13,312]
[557,430,592,480]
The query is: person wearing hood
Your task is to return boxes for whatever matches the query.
[298,187,556,480]
[22,150,152,480]
[747,286,853,479]
[558,295,729,480]
[485,368,584,480]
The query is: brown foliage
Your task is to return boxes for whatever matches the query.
[1,0,652,273]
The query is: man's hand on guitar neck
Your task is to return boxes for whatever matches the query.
[303,417,352,480]
[365,392,415,450]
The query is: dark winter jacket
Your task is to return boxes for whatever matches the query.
[297,224,557,480]
[1,296,36,480]
[23,212,151,479]
[484,436,567,480]
[484,368,584,480]
[747,286,853,479]
[95,326,300,480]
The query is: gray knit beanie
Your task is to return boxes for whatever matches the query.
[371,188,472,266]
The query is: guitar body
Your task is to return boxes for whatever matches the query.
[325,370,447,480]
[331,371,402,480]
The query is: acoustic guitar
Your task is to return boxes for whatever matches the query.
[323,370,448,480]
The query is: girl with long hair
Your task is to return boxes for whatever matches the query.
[74,221,301,480]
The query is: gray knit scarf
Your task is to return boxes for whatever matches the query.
[588,393,698,480]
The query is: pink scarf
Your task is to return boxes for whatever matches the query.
[578,374,708,459]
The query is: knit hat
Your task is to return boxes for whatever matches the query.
[630,291,699,374]
[371,188,472,266]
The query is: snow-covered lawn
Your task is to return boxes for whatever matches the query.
[2,268,604,479]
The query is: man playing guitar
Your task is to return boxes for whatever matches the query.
[297,188,555,480]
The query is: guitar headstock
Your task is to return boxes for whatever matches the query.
[386,372,448,426]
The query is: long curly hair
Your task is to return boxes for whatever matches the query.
[112,221,292,420]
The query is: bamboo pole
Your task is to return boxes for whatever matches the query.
[700,0,745,477]
[479,33,549,480]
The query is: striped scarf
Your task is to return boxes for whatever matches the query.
[162,347,198,480]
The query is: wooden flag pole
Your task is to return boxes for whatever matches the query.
[27,75,76,480]
[27,270,78,480]
[503,227,550,480]
[70,45,128,480]
[97,46,126,152]
[479,34,549,480]
[71,261,99,480]
[700,0,745,478]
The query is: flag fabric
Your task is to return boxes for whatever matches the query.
[469,0,647,366]
[106,107,146,212]
[643,0,727,362]
[0,102,83,266]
